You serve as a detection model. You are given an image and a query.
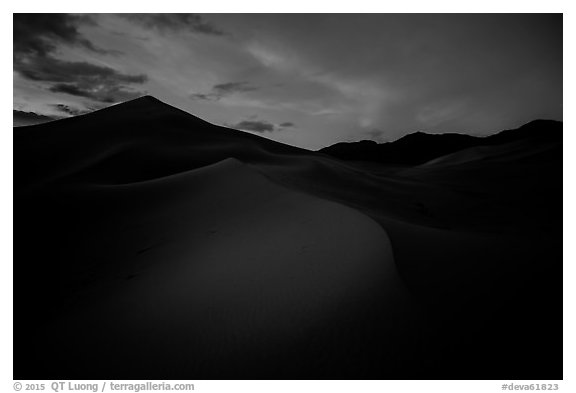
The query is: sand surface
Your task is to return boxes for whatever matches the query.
[14,96,562,379]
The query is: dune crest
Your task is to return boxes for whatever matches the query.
[14,96,562,379]
[18,157,414,378]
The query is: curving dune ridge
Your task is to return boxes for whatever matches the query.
[14,96,562,379]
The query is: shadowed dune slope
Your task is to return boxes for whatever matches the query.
[20,158,415,379]
[14,96,562,379]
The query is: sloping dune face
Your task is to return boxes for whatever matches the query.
[15,97,415,379]
[22,158,411,379]
[14,97,562,379]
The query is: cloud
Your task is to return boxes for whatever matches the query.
[18,55,149,103]
[234,14,561,143]
[227,118,295,133]
[231,120,275,132]
[16,56,147,84]
[191,81,258,101]
[52,104,94,117]
[13,13,148,104]
[213,82,258,94]
[49,81,147,103]
[188,93,214,101]
[13,110,58,127]
[121,14,225,36]
[13,14,111,56]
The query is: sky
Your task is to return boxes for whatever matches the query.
[13,13,562,149]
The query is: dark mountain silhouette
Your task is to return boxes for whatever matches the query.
[14,96,562,380]
[319,119,562,165]
[15,95,310,188]
[13,109,58,127]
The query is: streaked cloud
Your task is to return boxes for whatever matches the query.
[14,13,148,105]
[121,14,226,36]
[48,79,146,103]
[191,81,259,101]
[227,117,296,133]
[14,14,110,56]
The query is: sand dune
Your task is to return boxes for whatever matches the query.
[23,158,417,378]
[14,96,562,379]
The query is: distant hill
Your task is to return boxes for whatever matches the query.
[318,120,562,165]
[13,109,58,127]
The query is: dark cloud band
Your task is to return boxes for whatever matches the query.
[13,13,148,104]
[227,118,296,133]
[191,81,259,101]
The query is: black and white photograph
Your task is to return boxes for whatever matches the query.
[9,6,570,390]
